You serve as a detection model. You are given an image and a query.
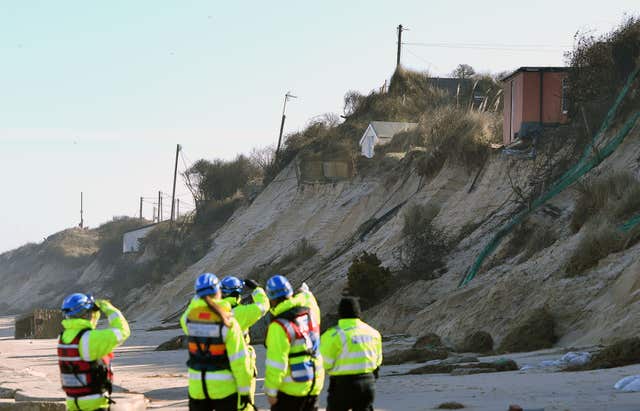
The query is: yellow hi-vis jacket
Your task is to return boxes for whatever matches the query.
[180,297,252,400]
[223,286,269,402]
[59,300,130,411]
[320,318,382,376]
[222,286,270,344]
[264,290,324,398]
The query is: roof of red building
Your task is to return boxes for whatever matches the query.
[501,66,569,82]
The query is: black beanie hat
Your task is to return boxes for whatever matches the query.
[338,297,361,319]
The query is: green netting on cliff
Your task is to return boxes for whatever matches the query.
[620,214,640,232]
[459,66,640,287]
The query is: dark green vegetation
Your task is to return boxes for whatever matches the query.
[566,16,640,129]
[489,220,558,268]
[498,308,556,353]
[400,204,449,280]
[346,252,392,309]
[566,172,640,276]
[96,217,148,264]
[184,155,261,203]
[571,172,640,232]
[460,331,494,354]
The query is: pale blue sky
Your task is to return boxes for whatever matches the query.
[0,1,636,252]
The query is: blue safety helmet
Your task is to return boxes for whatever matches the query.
[61,293,95,318]
[265,275,293,300]
[221,276,244,297]
[195,273,220,298]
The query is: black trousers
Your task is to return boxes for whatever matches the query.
[327,374,375,411]
[271,392,318,411]
[189,394,238,411]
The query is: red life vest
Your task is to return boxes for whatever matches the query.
[272,306,320,357]
[271,306,320,384]
[58,329,113,398]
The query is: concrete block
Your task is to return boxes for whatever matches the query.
[0,399,65,410]
[14,393,63,403]
[111,393,147,411]
[15,310,63,339]
[8,393,146,410]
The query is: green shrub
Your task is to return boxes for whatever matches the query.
[571,172,638,232]
[346,252,392,309]
[498,308,556,353]
[460,331,494,354]
[412,107,501,177]
[499,221,557,263]
[401,204,448,280]
[566,17,640,126]
[184,155,260,203]
[96,217,147,264]
[565,223,625,277]
[613,184,640,220]
[192,198,243,236]
[144,199,243,275]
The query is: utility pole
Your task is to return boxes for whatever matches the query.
[139,197,144,219]
[170,144,181,222]
[153,206,157,223]
[79,192,84,229]
[274,91,297,164]
[397,24,406,68]
[158,191,162,222]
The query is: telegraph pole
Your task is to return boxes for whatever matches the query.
[139,197,144,219]
[158,191,162,222]
[79,192,84,229]
[274,92,297,164]
[153,206,157,223]
[397,24,405,68]
[170,144,181,222]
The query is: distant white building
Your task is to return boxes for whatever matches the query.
[122,223,157,254]
[359,121,418,158]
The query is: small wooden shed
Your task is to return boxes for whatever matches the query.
[122,223,157,253]
[15,309,63,339]
[359,121,418,158]
[502,67,569,145]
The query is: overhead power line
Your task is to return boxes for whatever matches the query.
[403,42,570,52]
[404,48,436,69]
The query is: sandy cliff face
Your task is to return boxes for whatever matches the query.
[3,122,639,348]
[0,229,99,313]
[133,120,640,347]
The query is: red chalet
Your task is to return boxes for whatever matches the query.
[502,67,570,145]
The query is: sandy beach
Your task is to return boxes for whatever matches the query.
[1,317,640,410]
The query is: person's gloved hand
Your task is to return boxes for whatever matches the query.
[94,299,113,313]
[238,394,251,409]
[298,282,310,293]
[243,279,259,290]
